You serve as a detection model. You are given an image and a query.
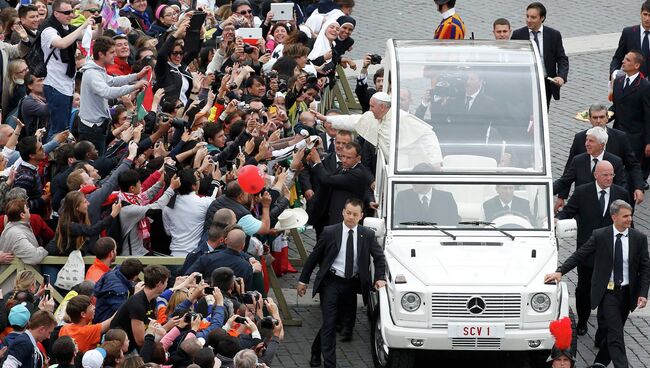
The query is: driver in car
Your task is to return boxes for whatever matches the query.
[394,164,459,226]
[482,184,535,225]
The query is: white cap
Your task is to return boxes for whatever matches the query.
[372,91,391,103]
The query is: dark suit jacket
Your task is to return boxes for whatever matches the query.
[610,25,650,78]
[482,196,534,224]
[565,127,644,190]
[556,182,630,265]
[559,226,650,311]
[512,26,569,100]
[610,74,650,154]
[553,151,627,199]
[308,162,373,227]
[394,188,459,226]
[299,223,387,304]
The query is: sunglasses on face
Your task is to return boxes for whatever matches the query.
[171,51,184,56]
[86,8,99,13]
[238,9,253,15]
[56,9,74,15]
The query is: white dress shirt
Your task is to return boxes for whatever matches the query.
[418,188,433,208]
[595,183,610,217]
[625,72,640,87]
[590,151,605,171]
[610,227,630,286]
[529,25,544,57]
[640,26,650,47]
[331,224,358,277]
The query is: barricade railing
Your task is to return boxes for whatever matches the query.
[319,65,361,114]
[0,227,310,326]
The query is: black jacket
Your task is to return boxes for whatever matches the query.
[558,226,650,311]
[610,74,650,154]
[556,182,630,265]
[565,127,644,191]
[299,223,386,304]
[610,25,650,78]
[394,188,459,226]
[553,151,627,199]
[512,25,569,100]
[482,196,534,224]
[154,35,194,103]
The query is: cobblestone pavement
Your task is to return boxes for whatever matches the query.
[271,1,650,367]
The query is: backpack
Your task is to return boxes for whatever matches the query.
[4,95,25,127]
[25,31,56,78]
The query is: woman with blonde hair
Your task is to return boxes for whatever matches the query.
[6,59,28,115]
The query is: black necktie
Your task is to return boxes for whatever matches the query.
[344,229,354,279]
[328,137,335,154]
[592,158,599,174]
[624,77,630,90]
[599,190,606,215]
[614,233,624,286]
[421,195,429,209]
[643,30,650,57]
[532,31,540,52]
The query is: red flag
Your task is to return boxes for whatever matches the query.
[142,69,153,111]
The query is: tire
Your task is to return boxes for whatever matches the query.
[370,311,415,368]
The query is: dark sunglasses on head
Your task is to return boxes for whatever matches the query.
[56,9,74,15]
[171,51,184,56]
[239,9,253,15]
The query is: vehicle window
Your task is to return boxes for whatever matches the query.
[393,41,545,175]
[391,182,550,230]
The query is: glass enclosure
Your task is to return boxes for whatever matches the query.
[391,182,550,230]
[392,40,546,175]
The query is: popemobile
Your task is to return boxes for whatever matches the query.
[363,39,577,368]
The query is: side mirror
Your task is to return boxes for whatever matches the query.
[364,217,386,238]
[555,219,577,239]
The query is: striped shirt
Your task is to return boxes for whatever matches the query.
[434,8,466,40]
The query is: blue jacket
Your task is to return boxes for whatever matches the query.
[4,331,40,368]
[93,265,133,323]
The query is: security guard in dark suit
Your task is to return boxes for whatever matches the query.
[546,200,650,368]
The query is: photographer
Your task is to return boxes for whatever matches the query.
[355,53,383,112]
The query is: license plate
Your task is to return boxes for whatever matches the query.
[447,322,505,338]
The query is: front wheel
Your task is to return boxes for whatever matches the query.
[371,311,415,368]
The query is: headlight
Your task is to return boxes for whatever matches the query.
[531,293,551,313]
[401,292,421,312]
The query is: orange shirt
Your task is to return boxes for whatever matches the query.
[85,259,111,283]
[59,323,102,353]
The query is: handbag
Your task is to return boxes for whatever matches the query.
[54,250,85,290]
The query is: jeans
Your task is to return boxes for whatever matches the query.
[78,120,108,156]
[43,85,72,143]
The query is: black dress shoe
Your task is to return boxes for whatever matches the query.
[309,354,321,367]
[577,325,588,336]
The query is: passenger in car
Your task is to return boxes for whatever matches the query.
[482,185,535,225]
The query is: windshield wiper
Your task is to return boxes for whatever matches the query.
[399,221,456,240]
[458,221,515,240]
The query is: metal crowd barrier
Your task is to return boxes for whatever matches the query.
[0,228,310,326]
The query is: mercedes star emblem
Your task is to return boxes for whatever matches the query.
[467,296,486,314]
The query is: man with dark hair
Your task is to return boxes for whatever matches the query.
[85,237,117,283]
[611,1,650,79]
[511,2,569,109]
[433,0,465,40]
[41,0,97,142]
[298,198,386,368]
[111,264,170,352]
[116,169,179,256]
[51,336,77,368]
[14,136,48,215]
[79,36,149,155]
[355,54,384,113]
[242,75,274,106]
[59,295,114,352]
[203,122,227,154]
[3,311,56,368]
[93,258,143,323]
[611,50,650,181]
[106,34,133,76]
[12,5,40,44]
[493,17,512,40]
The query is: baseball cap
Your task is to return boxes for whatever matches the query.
[82,348,107,368]
[8,303,30,328]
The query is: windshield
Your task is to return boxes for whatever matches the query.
[393,40,546,175]
[391,182,550,231]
